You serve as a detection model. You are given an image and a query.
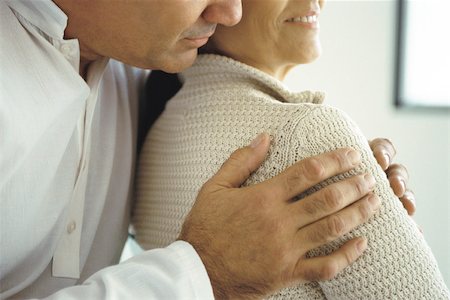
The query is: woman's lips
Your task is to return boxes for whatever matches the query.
[285,13,320,29]
[285,11,320,29]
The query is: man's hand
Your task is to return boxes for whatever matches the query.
[369,138,416,215]
[179,133,380,299]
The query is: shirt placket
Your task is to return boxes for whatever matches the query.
[52,41,108,278]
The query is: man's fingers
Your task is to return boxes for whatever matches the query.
[292,173,376,227]
[386,163,409,197]
[385,163,415,216]
[296,193,380,251]
[400,189,416,216]
[295,237,367,282]
[262,148,361,201]
[369,138,396,170]
[208,133,271,188]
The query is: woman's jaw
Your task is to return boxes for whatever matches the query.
[202,0,323,81]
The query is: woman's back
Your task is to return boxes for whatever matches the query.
[133,54,449,299]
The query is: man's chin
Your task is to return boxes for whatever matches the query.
[160,50,198,73]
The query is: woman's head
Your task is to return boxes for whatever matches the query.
[204,0,324,80]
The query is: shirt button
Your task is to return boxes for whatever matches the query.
[67,221,77,234]
[60,44,75,59]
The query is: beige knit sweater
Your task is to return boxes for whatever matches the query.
[133,54,449,299]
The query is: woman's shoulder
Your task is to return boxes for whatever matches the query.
[302,104,356,123]
[285,104,364,145]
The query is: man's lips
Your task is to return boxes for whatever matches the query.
[184,31,215,48]
[184,36,210,48]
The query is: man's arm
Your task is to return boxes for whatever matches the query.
[8,135,374,300]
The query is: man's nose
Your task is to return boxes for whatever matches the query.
[202,0,242,27]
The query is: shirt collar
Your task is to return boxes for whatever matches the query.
[6,0,67,40]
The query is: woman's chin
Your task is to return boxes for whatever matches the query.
[299,44,322,64]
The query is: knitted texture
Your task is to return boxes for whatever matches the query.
[133,54,449,299]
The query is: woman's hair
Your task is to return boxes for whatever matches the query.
[137,71,182,153]
[198,41,225,56]
[198,44,214,55]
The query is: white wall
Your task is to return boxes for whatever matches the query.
[285,1,450,286]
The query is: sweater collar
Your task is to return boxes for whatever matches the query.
[181,54,325,105]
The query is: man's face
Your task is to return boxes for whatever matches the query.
[57,0,242,72]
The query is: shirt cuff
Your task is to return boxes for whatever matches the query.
[167,240,215,299]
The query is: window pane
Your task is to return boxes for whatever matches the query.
[397,0,450,107]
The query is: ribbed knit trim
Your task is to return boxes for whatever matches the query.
[181,54,325,105]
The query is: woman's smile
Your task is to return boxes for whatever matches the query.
[285,13,320,29]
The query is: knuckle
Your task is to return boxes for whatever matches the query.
[369,138,383,151]
[327,215,346,239]
[387,164,409,181]
[302,198,319,216]
[227,150,245,167]
[225,150,253,179]
[302,266,321,282]
[327,151,343,170]
[319,260,339,280]
[333,151,348,169]
[323,187,343,211]
[302,157,325,182]
[358,200,371,221]
[343,247,357,265]
[231,146,246,158]
[307,223,327,244]
[355,177,367,195]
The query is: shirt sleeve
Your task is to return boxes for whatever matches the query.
[37,241,214,300]
[269,105,449,299]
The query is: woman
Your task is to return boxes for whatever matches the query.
[133,0,449,298]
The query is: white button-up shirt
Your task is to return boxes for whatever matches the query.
[0,1,213,299]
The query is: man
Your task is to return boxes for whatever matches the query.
[0,0,412,298]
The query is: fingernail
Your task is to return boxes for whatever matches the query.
[250,133,265,148]
[383,152,390,167]
[356,238,367,254]
[364,173,376,189]
[400,179,406,193]
[347,150,361,165]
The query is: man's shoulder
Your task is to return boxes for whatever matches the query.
[104,60,150,105]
